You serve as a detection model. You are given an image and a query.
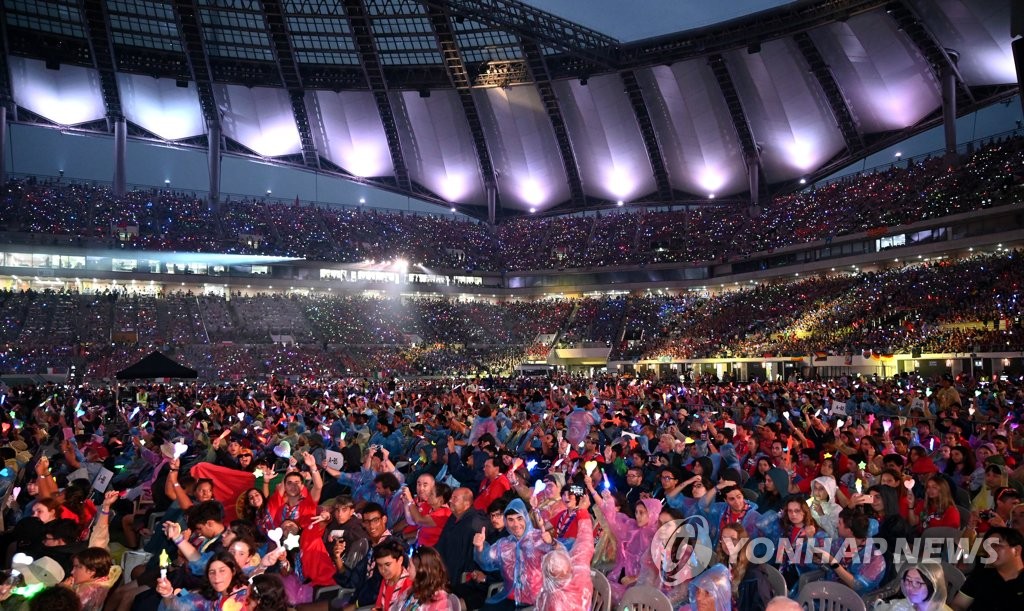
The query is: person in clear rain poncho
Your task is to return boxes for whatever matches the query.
[534,493,595,611]
[685,564,733,611]
[473,497,559,609]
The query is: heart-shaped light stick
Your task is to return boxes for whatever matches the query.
[533,480,546,496]
[173,442,188,460]
[267,527,283,549]
[584,460,598,476]
[903,479,915,491]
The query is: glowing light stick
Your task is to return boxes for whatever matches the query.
[969,406,976,416]
[855,479,863,494]
[836,419,845,429]
[533,480,546,496]
[12,584,44,599]
[284,532,301,550]
[883,420,892,433]
[584,460,598,476]
[159,549,170,579]
[252,469,264,479]
[267,528,283,549]
[928,438,935,451]
[903,479,915,491]
[238,412,245,421]
[526,460,538,472]
[602,479,611,491]
[172,442,188,460]
[129,406,140,420]
[858,461,867,470]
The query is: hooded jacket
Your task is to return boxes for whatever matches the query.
[598,496,664,601]
[810,475,842,538]
[873,562,952,611]
[535,508,594,611]
[686,564,733,611]
[474,498,558,606]
[757,467,791,513]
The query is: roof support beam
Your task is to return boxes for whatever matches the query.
[521,39,585,207]
[425,3,499,201]
[260,0,319,169]
[793,31,864,151]
[620,70,673,203]
[79,0,123,127]
[342,0,411,192]
[618,0,889,70]
[419,0,618,71]
[886,0,975,105]
[171,0,221,134]
[707,54,763,201]
[0,7,13,115]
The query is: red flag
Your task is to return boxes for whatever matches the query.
[189,462,255,523]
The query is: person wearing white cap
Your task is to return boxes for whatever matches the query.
[14,554,65,586]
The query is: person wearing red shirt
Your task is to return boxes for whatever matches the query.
[264,453,324,530]
[473,457,512,512]
[908,474,961,533]
[373,539,412,611]
[402,478,452,548]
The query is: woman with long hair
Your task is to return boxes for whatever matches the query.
[774,497,826,590]
[588,473,663,602]
[908,475,960,533]
[714,522,751,606]
[879,468,912,519]
[156,551,249,611]
[238,488,272,536]
[390,547,460,611]
[944,446,978,492]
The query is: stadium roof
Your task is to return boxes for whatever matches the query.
[0,0,1018,220]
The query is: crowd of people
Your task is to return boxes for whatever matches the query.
[0,370,1021,611]
[0,249,1017,379]
[1,135,1021,272]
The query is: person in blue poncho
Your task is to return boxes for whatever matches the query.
[697,478,765,546]
[472,498,559,610]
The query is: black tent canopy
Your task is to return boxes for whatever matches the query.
[115,351,198,380]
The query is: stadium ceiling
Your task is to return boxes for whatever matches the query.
[0,0,1018,220]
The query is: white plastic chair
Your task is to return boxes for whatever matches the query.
[591,569,612,611]
[941,562,966,605]
[797,580,866,611]
[617,585,673,611]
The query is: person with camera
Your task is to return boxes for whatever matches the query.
[966,487,1021,541]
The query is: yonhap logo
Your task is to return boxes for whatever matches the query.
[650,515,715,586]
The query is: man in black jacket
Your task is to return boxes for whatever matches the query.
[435,487,489,609]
